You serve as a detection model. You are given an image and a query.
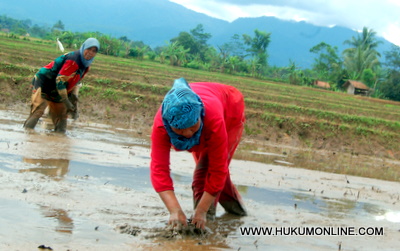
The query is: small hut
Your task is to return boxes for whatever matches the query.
[313,80,330,89]
[343,80,370,96]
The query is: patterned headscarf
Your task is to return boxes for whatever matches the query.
[80,38,100,67]
[161,78,204,150]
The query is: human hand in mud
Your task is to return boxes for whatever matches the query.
[158,190,188,228]
[191,191,215,229]
[169,209,188,229]
[191,209,207,229]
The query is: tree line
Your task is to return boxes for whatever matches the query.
[1,14,399,101]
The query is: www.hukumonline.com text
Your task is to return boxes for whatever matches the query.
[240,226,384,236]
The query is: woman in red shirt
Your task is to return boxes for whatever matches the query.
[150,77,246,230]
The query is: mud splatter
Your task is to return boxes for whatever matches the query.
[1,108,400,251]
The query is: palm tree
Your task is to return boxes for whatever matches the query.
[343,46,380,80]
[342,27,382,79]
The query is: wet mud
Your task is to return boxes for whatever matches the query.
[0,108,399,251]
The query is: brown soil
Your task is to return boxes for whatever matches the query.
[1,69,400,182]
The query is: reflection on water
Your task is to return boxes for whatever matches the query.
[246,145,400,183]
[19,130,73,180]
[20,158,70,180]
[1,108,398,250]
[40,206,74,234]
[375,211,400,223]
[237,184,386,219]
[168,174,388,220]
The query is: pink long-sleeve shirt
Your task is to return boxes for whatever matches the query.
[150,82,244,196]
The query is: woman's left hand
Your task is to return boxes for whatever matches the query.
[191,209,207,229]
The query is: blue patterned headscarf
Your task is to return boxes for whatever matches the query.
[80,38,100,67]
[162,78,204,150]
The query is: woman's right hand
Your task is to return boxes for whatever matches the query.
[158,190,188,228]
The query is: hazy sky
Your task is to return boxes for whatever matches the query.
[169,0,400,46]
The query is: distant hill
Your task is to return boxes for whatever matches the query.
[0,0,394,68]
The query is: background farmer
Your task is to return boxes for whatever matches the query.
[23,37,100,133]
[150,77,247,230]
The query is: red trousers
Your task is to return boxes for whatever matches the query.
[191,115,246,216]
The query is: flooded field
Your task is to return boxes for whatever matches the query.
[0,108,399,250]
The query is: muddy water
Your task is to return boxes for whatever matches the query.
[0,108,399,251]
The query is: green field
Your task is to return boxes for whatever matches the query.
[1,34,399,181]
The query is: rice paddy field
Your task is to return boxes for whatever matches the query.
[1,34,399,181]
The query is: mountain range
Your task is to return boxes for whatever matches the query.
[0,0,394,68]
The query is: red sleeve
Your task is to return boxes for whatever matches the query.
[150,108,174,192]
[56,60,80,92]
[58,59,79,76]
[67,67,89,92]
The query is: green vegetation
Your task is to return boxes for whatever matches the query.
[1,15,400,102]
[0,34,399,182]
